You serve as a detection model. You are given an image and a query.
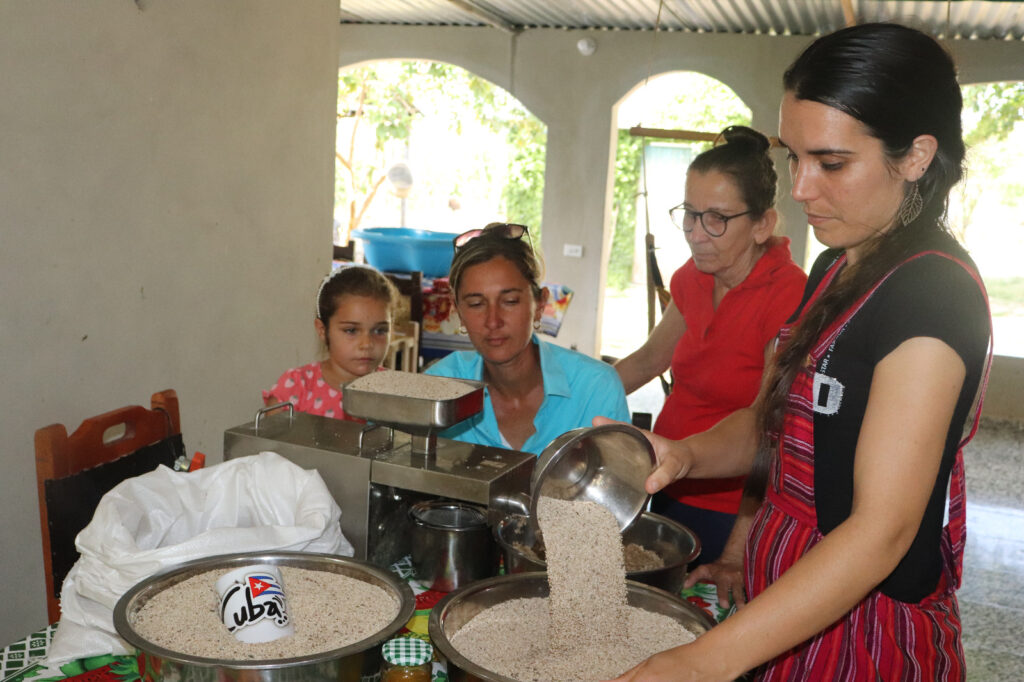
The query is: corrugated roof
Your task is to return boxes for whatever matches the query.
[338,0,1024,40]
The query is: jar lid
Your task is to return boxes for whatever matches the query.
[410,500,488,530]
[382,637,433,666]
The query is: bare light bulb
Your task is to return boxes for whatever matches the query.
[577,38,597,56]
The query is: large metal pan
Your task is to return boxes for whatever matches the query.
[114,551,415,682]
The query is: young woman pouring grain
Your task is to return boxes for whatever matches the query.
[600,23,991,680]
[425,223,630,455]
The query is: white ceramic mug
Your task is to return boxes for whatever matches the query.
[215,564,295,643]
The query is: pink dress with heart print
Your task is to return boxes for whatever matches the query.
[262,362,359,421]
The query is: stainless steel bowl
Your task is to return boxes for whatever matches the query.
[529,424,655,533]
[410,500,499,592]
[342,376,486,437]
[428,572,715,682]
[113,551,415,682]
[495,511,701,594]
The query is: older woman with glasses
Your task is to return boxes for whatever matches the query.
[424,222,630,455]
[615,126,807,576]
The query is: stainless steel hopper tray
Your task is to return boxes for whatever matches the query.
[343,373,485,454]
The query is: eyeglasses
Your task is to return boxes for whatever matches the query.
[453,223,531,250]
[668,203,753,238]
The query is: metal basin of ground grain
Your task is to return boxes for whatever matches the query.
[113,551,414,682]
[428,572,715,682]
[495,511,701,595]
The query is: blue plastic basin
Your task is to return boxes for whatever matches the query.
[351,227,455,278]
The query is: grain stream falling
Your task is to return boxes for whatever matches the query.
[450,497,697,681]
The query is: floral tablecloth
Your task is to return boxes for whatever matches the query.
[1,561,731,682]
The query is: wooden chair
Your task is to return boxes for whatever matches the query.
[34,389,183,623]
[384,271,424,329]
[385,320,421,373]
[384,271,424,372]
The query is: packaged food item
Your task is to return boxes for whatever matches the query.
[422,278,460,335]
[380,637,433,682]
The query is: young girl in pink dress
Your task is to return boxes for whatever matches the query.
[263,265,398,420]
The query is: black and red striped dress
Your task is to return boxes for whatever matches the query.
[745,248,990,681]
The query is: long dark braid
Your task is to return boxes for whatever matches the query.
[748,24,966,499]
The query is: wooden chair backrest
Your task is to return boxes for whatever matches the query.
[385,270,424,327]
[34,389,181,623]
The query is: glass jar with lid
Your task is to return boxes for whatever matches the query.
[380,637,433,682]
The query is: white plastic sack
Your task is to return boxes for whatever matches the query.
[46,451,353,665]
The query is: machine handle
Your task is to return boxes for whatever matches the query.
[254,402,295,431]
[490,491,532,521]
[359,422,394,455]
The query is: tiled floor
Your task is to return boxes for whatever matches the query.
[961,419,1024,680]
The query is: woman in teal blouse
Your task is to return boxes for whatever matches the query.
[425,223,630,455]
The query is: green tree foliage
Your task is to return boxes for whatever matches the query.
[500,116,546,241]
[963,81,1024,147]
[446,68,547,240]
[335,62,545,243]
[627,75,753,133]
[336,64,424,237]
[955,81,1024,333]
[607,131,644,290]
[607,72,752,291]
[953,82,1024,242]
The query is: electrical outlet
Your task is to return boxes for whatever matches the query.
[563,243,584,258]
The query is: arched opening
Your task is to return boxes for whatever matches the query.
[603,71,752,420]
[954,80,1024,358]
[334,61,547,248]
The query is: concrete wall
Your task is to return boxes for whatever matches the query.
[0,0,339,643]
[339,24,1024,421]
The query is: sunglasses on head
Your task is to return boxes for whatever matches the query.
[453,223,530,250]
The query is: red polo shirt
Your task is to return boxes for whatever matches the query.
[653,237,807,513]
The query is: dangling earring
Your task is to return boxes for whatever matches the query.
[533,320,542,331]
[458,324,467,335]
[898,181,923,227]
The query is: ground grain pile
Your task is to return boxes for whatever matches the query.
[451,498,697,681]
[513,539,664,572]
[451,597,697,682]
[346,370,476,401]
[623,543,664,571]
[132,566,399,660]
